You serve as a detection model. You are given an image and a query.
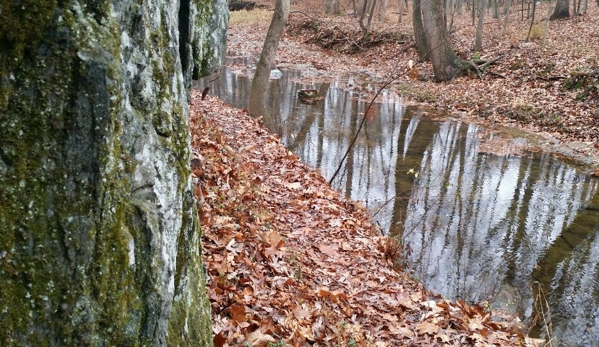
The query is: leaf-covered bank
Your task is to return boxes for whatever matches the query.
[190,91,533,346]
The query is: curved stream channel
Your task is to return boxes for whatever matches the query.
[196,55,599,346]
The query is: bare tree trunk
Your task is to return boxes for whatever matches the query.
[419,0,465,80]
[551,0,570,19]
[475,0,488,51]
[367,0,378,27]
[449,0,458,32]
[398,0,407,22]
[503,0,512,15]
[492,0,499,18]
[357,0,368,16]
[509,0,512,15]
[413,0,430,60]
[359,0,370,30]
[379,0,389,20]
[325,0,341,14]
[502,0,513,36]
[248,0,291,121]
[526,0,537,41]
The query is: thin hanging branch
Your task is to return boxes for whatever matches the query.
[328,76,397,185]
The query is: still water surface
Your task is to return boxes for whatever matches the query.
[197,55,599,346]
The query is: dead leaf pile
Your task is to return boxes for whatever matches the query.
[190,91,529,346]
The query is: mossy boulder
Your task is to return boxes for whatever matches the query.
[563,67,599,101]
[0,0,228,345]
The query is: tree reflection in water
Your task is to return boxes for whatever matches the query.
[198,59,599,344]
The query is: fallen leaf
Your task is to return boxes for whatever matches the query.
[416,321,439,335]
[229,303,247,323]
[247,331,276,347]
[318,243,339,257]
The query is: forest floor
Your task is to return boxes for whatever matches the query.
[192,3,599,346]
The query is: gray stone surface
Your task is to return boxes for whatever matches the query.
[0,1,227,345]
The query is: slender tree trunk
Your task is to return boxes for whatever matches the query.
[550,0,570,19]
[492,0,499,18]
[413,0,431,60]
[503,0,511,14]
[398,0,407,22]
[248,0,291,122]
[357,0,368,16]
[379,0,389,20]
[475,0,488,51]
[367,0,378,27]
[325,0,341,14]
[502,0,513,36]
[448,0,457,32]
[526,0,537,19]
[526,0,537,41]
[359,0,371,30]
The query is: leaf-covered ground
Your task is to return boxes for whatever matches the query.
[192,4,599,345]
[191,92,535,346]
[226,2,599,171]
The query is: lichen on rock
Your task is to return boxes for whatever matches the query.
[0,0,227,345]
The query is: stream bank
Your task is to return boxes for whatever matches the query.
[199,55,599,346]
[225,7,599,173]
[194,7,599,344]
[191,91,529,346]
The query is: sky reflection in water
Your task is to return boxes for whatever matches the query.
[197,56,599,345]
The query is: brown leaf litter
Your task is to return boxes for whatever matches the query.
[190,90,532,346]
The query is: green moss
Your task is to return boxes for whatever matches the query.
[1,1,217,345]
[192,0,223,79]
[0,4,78,343]
[199,40,216,77]
[167,191,212,346]
[0,2,133,344]
[0,0,58,64]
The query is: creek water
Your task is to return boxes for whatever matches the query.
[196,55,599,346]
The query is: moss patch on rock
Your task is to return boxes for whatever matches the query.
[0,0,226,345]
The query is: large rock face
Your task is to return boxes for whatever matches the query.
[0,1,227,345]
